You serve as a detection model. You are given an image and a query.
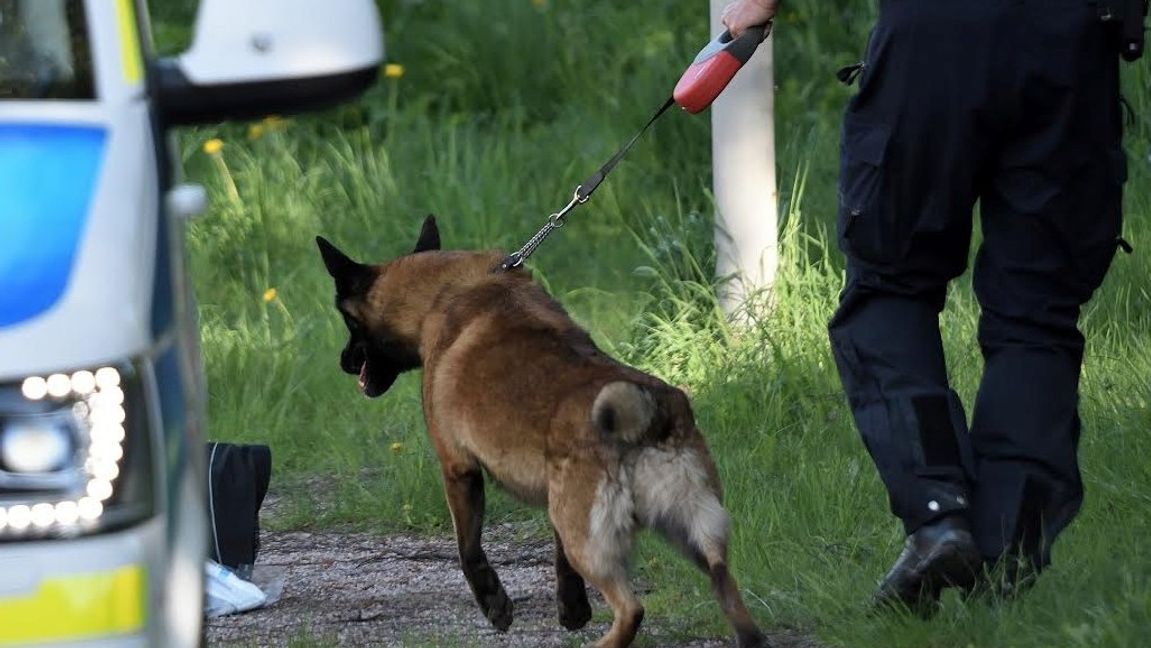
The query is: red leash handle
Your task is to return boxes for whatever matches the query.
[673,23,770,114]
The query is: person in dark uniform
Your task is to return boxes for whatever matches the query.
[722,0,1133,610]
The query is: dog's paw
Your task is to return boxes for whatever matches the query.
[483,589,514,632]
[736,626,771,648]
[557,580,593,630]
[558,596,592,630]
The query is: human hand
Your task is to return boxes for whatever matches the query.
[721,0,779,40]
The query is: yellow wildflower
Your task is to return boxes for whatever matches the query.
[263,115,288,131]
[248,123,265,140]
[202,138,223,155]
[384,63,404,79]
[262,288,277,303]
[531,0,547,8]
[390,442,404,454]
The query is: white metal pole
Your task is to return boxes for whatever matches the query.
[708,0,778,318]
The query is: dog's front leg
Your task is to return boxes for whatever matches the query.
[442,463,514,631]
[554,528,592,630]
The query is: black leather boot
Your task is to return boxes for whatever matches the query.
[963,554,1039,604]
[874,514,982,615]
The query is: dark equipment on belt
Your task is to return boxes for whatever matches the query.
[1093,0,1149,61]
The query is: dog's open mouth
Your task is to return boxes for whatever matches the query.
[357,360,369,393]
[356,358,395,398]
[347,345,406,399]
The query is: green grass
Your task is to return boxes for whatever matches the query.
[152,0,1151,645]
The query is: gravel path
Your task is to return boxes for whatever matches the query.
[205,529,822,647]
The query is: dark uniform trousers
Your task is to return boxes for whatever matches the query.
[829,0,1128,571]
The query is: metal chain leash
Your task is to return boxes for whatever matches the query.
[499,188,586,271]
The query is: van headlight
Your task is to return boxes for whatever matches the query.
[0,365,154,538]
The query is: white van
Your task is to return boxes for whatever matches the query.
[0,1,382,644]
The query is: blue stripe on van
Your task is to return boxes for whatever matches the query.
[0,124,106,328]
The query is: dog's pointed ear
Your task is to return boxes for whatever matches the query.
[316,236,366,280]
[413,215,441,253]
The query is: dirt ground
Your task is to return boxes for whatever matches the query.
[205,527,823,648]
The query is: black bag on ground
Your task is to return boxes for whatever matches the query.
[206,442,271,579]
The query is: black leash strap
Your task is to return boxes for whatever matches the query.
[500,96,677,271]
[575,96,676,203]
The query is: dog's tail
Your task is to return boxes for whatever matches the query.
[591,381,657,444]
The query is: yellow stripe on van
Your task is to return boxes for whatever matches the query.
[115,0,144,84]
[0,565,146,645]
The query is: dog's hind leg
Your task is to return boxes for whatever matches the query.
[549,463,643,647]
[635,449,769,648]
[441,463,513,631]
[700,548,769,648]
[553,528,592,630]
[664,508,767,647]
[582,572,643,648]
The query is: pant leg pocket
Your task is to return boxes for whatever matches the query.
[1068,148,1126,298]
[837,115,895,264]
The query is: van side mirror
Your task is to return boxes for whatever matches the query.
[155,0,384,126]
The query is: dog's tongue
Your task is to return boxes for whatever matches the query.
[358,361,368,392]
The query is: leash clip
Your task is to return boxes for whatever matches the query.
[499,251,524,270]
[548,187,583,228]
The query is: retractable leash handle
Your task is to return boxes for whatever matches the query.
[673,23,769,114]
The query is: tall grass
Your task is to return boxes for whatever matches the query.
[153,0,1151,645]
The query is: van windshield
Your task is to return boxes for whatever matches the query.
[0,0,95,100]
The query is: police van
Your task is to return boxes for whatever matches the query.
[0,0,382,643]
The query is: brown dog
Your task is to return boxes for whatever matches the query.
[316,216,766,648]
